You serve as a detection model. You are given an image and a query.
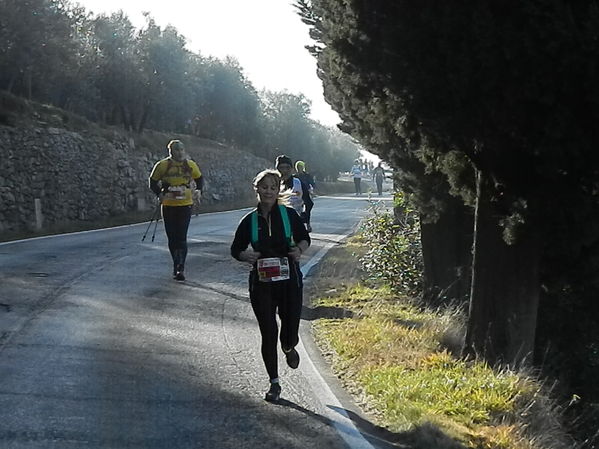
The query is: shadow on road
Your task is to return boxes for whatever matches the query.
[328,406,468,449]
[276,398,333,427]
[183,280,249,303]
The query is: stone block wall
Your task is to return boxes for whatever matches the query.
[0,125,269,234]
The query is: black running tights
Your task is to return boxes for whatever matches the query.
[162,205,192,268]
[302,197,314,225]
[353,177,362,194]
[250,279,303,380]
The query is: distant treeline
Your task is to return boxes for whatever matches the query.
[0,0,360,179]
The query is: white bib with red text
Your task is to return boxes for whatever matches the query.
[257,257,290,282]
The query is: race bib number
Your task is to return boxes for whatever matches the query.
[166,185,187,200]
[257,257,290,282]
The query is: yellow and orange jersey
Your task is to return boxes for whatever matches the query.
[149,157,202,206]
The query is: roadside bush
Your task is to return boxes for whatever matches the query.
[359,192,423,297]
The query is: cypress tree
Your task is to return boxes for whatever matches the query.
[298,0,599,367]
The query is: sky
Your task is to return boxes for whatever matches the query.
[74,0,341,127]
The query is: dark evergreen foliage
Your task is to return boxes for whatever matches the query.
[297,0,599,440]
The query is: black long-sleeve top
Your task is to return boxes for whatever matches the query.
[231,203,310,260]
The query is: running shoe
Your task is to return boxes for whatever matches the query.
[265,382,281,403]
[174,265,185,281]
[284,347,300,369]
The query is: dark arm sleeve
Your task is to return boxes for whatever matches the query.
[194,176,204,192]
[299,180,311,204]
[149,178,161,196]
[231,214,251,260]
[288,207,310,247]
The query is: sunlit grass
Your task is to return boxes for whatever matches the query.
[360,352,532,427]
[312,277,565,449]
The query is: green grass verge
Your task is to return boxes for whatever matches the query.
[312,267,567,449]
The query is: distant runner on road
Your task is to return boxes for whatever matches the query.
[351,159,363,196]
[276,155,305,217]
[295,160,315,233]
[372,162,385,196]
[149,139,203,281]
[230,169,310,403]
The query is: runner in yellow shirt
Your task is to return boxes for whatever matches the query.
[149,140,203,281]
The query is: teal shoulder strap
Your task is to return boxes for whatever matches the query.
[279,205,294,247]
[251,211,258,247]
[250,206,293,248]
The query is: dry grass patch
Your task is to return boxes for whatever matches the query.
[310,242,571,449]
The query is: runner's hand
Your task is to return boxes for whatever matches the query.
[240,250,261,264]
[193,189,202,203]
[288,246,302,262]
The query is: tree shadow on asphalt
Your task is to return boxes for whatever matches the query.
[183,280,356,323]
[272,399,468,449]
[327,406,468,449]
[275,399,394,448]
[182,280,249,303]
[275,398,333,427]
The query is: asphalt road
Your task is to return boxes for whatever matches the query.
[0,194,394,449]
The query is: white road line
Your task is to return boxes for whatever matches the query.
[299,240,376,449]
[301,241,338,277]
[0,207,251,247]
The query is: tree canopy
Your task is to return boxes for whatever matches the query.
[296,0,599,397]
[0,0,361,175]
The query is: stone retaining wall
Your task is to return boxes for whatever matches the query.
[0,125,269,234]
